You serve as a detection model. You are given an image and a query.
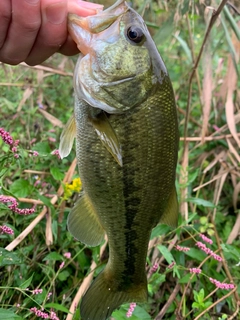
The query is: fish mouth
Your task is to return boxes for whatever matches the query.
[68,0,129,55]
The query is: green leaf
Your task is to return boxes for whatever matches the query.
[186,198,216,208]
[150,224,171,239]
[192,302,200,309]
[223,6,240,41]
[73,309,80,320]
[44,303,70,314]
[185,248,206,262]
[157,245,175,264]
[174,34,192,64]
[19,273,34,289]
[58,270,70,281]
[0,308,22,319]
[43,252,63,261]
[33,142,51,156]
[0,248,22,266]
[50,167,64,181]
[9,179,31,198]
[178,273,194,284]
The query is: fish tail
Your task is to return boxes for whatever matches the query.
[80,268,147,320]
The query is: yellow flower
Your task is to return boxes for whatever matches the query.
[63,177,82,200]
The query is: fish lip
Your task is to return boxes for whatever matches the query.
[68,1,130,55]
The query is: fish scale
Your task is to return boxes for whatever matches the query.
[59,1,179,319]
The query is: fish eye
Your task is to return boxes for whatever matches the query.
[126,26,145,44]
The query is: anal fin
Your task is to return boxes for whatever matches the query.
[67,193,105,246]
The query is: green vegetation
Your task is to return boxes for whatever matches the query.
[0,0,239,319]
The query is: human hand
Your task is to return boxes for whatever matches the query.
[0,0,103,66]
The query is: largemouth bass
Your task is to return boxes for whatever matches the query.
[60,0,179,319]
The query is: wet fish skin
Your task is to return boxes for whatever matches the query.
[60,1,179,319]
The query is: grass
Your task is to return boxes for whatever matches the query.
[0,0,239,319]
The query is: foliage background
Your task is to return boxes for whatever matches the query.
[0,0,239,319]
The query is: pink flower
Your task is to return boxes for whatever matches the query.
[14,153,19,159]
[126,303,136,318]
[199,234,213,245]
[59,261,65,269]
[0,225,14,235]
[149,262,158,275]
[0,127,14,145]
[30,307,49,318]
[47,292,52,300]
[209,278,235,290]
[32,288,43,295]
[189,268,202,274]
[63,252,71,259]
[175,245,190,252]
[167,261,176,269]
[33,151,39,156]
[0,195,35,215]
[51,149,61,159]
[48,137,56,143]
[195,241,222,261]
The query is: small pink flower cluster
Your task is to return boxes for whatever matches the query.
[167,261,176,269]
[63,252,71,259]
[195,241,222,261]
[30,307,59,320]
[47,292,52,300]
[175,245,190,252]
[189,268,201,274]
[0,225,14,235]
[0,128,20,157]
[199,234,213,245]
[126,303,136,318]
[32,288,43,295]
[59,261,65,269]
[29,150,39,157]
[30,308,49,319]
[149,262,159,275]
[0,195,35,215]
[0,127,14,145]
[51,149,61,159]
[209,278,235,290]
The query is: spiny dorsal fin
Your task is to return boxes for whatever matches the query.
[159,185,179,227]
[67,193,105,247]
[91,112,122,166]
[59,115,76,159]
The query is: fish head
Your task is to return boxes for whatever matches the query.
[69,0,167,114]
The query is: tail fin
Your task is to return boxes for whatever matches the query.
[80,268,147,320]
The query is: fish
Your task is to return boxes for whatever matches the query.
[59,0,179,319]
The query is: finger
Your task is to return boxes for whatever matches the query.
[0,1,12,49]
[25,0,68,65]
[0,0,41,65]
[68,0,103,17]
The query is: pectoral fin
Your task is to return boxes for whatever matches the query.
[67,193,105,247]
[91,112,122,166]
[159,186,179,227]
[59,115,76,159]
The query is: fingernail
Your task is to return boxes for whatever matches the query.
[45,2,66,25]
[25,0,39,4]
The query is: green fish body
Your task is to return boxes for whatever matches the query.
[60,1,179,319]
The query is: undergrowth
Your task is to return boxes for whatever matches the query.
[0,0,239,319]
